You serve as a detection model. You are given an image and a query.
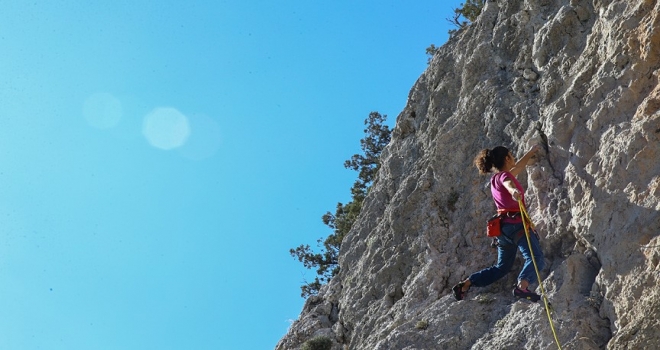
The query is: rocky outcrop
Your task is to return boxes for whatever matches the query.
[277,0,660,349]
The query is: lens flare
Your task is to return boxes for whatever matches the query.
[142,107,191,150]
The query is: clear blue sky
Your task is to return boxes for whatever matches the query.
[0,1,463,349]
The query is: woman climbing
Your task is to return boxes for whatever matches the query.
[453,145,544,302]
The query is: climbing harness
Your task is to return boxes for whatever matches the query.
[518,199,563,350]
[486,209,522,237]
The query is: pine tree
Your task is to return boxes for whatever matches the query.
[290,112,391,298]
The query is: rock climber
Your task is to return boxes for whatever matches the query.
[453,145,544,302]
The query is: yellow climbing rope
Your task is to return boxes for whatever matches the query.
[518,199,563,350]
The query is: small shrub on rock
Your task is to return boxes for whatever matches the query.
[415,319,429,330]
[301,336,333,350]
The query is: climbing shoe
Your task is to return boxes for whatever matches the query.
[513,286,541,302]
[452,282,469,301]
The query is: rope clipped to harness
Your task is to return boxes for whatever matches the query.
[518,199,563,350]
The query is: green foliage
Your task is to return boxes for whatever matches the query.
[476,294,495,304]
[448,0,485,36]
[457,0,485,22]
[425,44,440,64]
[415,319,429,330]
[290,112,391,298]
[301,336,333,350]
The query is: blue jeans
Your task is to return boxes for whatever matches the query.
[468,222,545,287]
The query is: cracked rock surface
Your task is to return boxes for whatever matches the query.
[277,0,660,349]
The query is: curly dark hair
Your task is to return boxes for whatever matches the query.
[474,146,509,174]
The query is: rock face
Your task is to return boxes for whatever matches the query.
[277,0,660,349]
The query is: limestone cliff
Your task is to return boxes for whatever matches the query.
[277,0,660,349]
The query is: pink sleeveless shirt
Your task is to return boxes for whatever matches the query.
[490,171,525,223]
